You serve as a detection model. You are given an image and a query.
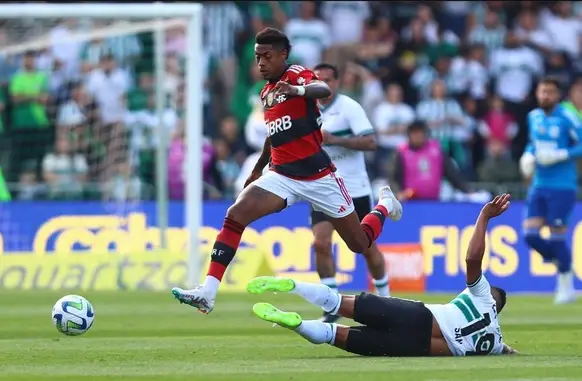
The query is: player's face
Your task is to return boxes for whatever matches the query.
[536,83,560,110]
[314,68,338,96]
[255,44,286,80]
[570,83,582,105]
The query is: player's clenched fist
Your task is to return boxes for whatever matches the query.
[481,194,511,219]
[244,170,262,188]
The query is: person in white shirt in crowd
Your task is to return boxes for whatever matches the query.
[489,31,543,133]
[321,1,370,45]
[540,1,582,59]
[514,9,553,55]
[49,19,83,78]
[416,79,469,170]
[57,81,96,153]
[468,9,507,57]
[42,137,88,199]
[448,44,488,101]
[283,1,331,69]
[373,83,415,177]
[103,161,142,202]
[312,63,393,324]
[85,54,130,179]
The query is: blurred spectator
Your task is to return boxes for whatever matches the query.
[373,83,415,176]
[57,81,96,152]
[165,26,187,58]
[545,51,572,90]
[219,115,247,165]
[203,1,244,106]
[489,31,543,133]
[42,137,88,200]
[103,161,142,202]
[354,17,395,77]
[49,19,82,78]
[9,50,51,182]
[468,8,507,56]
[16,161,46,200]
[283,1,330,69]
[321,1,370,45]
[213,137,241,199]
[338,62,383,117]
[514,9,553,55]
[164,54,182,106]
[416,79,468,168]
[390,121,470,201]
[168,124,187,200]
[411,56,454,101]
[477,139,520,183]
[479,96,518,152]
[86,54,129,178]
[541,1,582,59]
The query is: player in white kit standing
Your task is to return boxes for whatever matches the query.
[311,63,392,323]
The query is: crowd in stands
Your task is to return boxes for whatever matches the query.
[2,1,582,201]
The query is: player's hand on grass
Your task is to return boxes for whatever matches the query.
[481,193,510,219]
[244,170,262,188]
[274,81,298,96]
[502,343,519,355]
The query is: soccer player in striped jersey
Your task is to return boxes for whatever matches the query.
[310,63,390,324]
[171,28,402,315]
[248,195,516,357]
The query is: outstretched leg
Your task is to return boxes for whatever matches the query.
[172,174,290,313]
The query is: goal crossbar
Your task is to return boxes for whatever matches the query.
[0,3,202,18]
[0,2,204,288]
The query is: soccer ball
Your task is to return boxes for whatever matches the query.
[52,295,95,336]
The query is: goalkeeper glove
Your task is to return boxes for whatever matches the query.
[519,152,535,178]
[535,149,569,166]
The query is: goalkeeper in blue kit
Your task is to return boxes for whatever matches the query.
[520,77,581,304]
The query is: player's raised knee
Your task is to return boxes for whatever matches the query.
[225,203,253,227]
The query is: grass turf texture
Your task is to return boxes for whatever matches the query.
[1,291,582,381]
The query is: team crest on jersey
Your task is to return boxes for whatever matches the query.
[267,92,274,107]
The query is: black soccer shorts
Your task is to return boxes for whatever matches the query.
[345,293,434,357]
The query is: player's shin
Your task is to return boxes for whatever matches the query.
[360,206,388,247]
[291,281,341,314]
[205,217,246,293]
[524,228,555,262]
[294,320,337,345]
[364,244,390,297]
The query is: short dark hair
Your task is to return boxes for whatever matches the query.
[408,120,428,134]
[538,76,561,89]
[313,63,339,79]
[255,27,291,56]
[492,286,507,312]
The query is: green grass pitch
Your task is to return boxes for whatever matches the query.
[1,291,582,381]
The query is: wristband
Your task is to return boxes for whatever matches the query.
[296,86,306,96]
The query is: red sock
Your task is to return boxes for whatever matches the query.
[360,205,388,247]
[207,218,245,281]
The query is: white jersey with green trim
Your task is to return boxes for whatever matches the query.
[425,275,504,356]
[320,94,374,198]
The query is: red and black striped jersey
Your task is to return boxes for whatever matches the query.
[260,64,334,180]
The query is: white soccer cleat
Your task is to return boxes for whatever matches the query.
[554,272,577,305]
[378,185,403,221]
[554,290,576,305]
[171,286,215,314]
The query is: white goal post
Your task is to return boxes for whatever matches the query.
[0,3,204,287]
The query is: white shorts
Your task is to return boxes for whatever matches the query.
[253,170,355,218]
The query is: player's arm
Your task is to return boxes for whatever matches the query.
[465,194,511,285]
[520,113,536,177]
[324,100,377,151]
[252,137,271,173]
[564,109,582,159]
[275,70,331,99]
[502,343,518,355]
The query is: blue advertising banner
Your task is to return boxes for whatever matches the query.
[0,201,581,292]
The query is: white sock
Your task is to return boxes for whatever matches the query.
[557,271,574,292]
[320,277,338,290]
[374,274,390,297]
[377,197,394,215]
[203,275,220,296]
[294,320,337,344]
[291,281,341,314]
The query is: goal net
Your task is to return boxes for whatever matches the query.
[0,4,203,289]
